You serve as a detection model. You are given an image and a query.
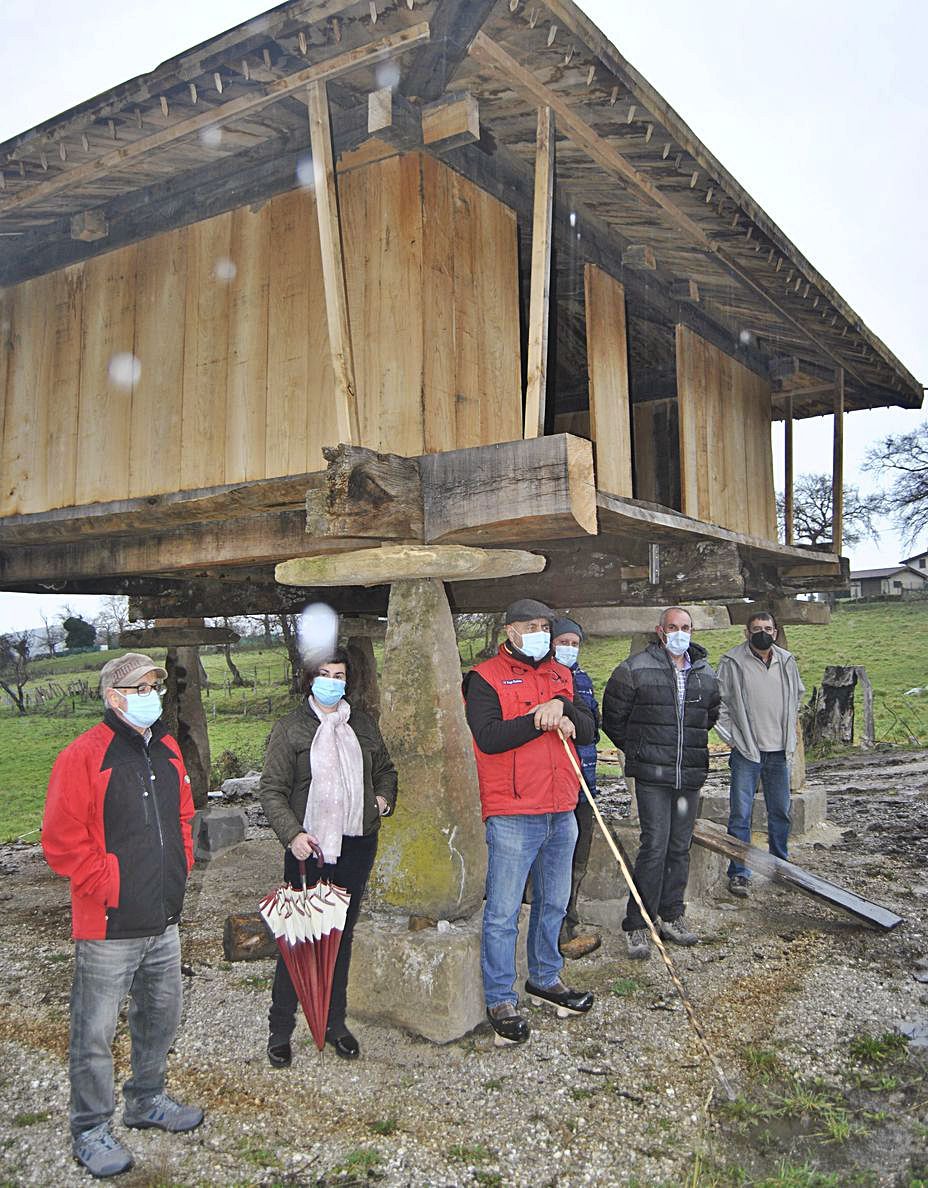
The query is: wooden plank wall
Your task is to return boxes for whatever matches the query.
[632,400,681,512]
[0,153,522,516]
[583,263,633,497]
[675,324,776,539]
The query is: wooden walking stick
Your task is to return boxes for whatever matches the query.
[559,731,735,1102]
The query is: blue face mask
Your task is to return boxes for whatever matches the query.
[664,630,691,657]
[120,690,162,729]
[518,630,551,661]
[555,645,579,668]
[311,676,346,706]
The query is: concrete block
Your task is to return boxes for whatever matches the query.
[698,784,827,836]
[192,807,246,862]
[347,907,529,1044]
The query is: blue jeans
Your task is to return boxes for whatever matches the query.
[482,812,578,1007]
[69,925,182,1138]
[726,748,791,879]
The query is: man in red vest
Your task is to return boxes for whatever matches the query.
[463,599,597,1046]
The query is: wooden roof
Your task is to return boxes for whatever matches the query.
[0,0,921,419]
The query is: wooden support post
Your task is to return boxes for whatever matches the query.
[307,80,360,445]
[524,105,555,439]
[162,643,211,810]
[784,392,794,545]
[832,367,844,554]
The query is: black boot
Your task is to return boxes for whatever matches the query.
[525,979,594,1018]
[486,1002,530,1047]
[325,1027,360,1059]
[267,1038,292,1068]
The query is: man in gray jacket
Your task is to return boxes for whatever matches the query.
[715,610,805,897]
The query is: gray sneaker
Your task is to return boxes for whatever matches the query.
[73,1122,134,1178]
[728,875,751,898]
[660,915,698,946]
[626,928,651,960]
[123,1092,204,1133]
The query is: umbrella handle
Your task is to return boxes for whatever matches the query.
[298,840,325,889]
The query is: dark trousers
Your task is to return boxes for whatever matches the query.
[623,782,700,932]
[268,832,377,1041]
[563,797,595,936]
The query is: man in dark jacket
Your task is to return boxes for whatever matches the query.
[43,653,202,1179]
[602,608,720,959]
[463,598,597,1046]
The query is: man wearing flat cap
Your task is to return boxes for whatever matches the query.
[42,653,203,1178]
[463,599,597,1046]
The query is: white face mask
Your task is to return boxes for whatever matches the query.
[663,629,691,657]
[555,644,579,667]
[518,630,551,661]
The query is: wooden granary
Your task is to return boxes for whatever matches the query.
[0,0,922,620]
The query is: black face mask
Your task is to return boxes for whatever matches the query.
[750,629,775,651]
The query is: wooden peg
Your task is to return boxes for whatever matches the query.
[705,186,713,203]
[689,169,698,187]
[644,123,653,142]
[332,16,342,41]
[564,44,573,64]
[298,30,307,54]
[370,0,378,23]
[744,225,752,241]
[547,23,557,46]
[135,107,142,128]
[0,171,5,191]
[108,119,117,140]
[189,82,198,103]
[214,72,223,94]
[407,0,415,7]
[509,0,519,10]
[662,142,671,159]
[159,96,169,118]
[262,47,271,68]
[587,65,595,86]
[610,86,619,105]
[529,7,538,27]
[730,211,739,228]
[40,152,48,171]
[627,104,636,122]
[81,131,90,150]
[58,142,67,161]
[241,58,250,80]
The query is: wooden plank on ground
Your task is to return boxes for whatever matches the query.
[584,263,632,497]
[307,79,360,446]
[692,820,903,931]
[130,227,186,499]
[524,105,555,440]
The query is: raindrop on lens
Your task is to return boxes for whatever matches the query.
[296,154,314,189]
[199,125,223,148]
[108,353,141,388]
[739,329,753,345]
[375,60,400,89]
[213,257,237,282]
[676,796,688,816]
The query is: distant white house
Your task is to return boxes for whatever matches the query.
[848,565,928,599]
[901,549,928,573]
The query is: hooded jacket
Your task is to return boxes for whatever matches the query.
[463,644,596,819]
[602,640,721,791]
[42,709,194,941]
[715,640,805,763]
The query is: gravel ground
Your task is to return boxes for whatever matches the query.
[2,747,927,1187]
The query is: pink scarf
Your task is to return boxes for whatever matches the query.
[302,697,365,863]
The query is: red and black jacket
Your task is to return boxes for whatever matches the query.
[42,709,195,940]
[463,644,596,820]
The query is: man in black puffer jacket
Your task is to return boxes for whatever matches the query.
[602,607,720,959]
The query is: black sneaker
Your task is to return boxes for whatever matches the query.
[486,1002,530,1047]
[525,979,594,1018]
[267,1040,292,1068]
[728,875,751,899]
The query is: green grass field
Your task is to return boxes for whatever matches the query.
[2,601,926,841]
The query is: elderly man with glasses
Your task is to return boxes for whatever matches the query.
[42,653,203,1178]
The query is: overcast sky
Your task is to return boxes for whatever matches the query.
[1,0,925,633]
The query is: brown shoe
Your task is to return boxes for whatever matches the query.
[559,933,602,959]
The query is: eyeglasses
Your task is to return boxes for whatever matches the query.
[114,682,165,696]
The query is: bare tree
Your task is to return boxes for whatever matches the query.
[39,612,62,658]
[278,614,302,695]
[94,595,130,648]
[864,422,928,548]
[0,633,30,714]
[220,616,246,687]
[776,473,884,548]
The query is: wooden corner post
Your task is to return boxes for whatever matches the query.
[307,80,361,445]
[524,105,555,439]
[784,391,794,545]
[832,367,844,554]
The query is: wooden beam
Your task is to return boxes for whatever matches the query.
[0,23,432,215]
[784,392,794,545]
[670,279,699,303]
[70,210,108,242]
[421,434,597,544]
[621,244,656,271]
[118,626,240,647]
[833,367,845,555]
[400,0,495,102]
[692,821,903,932]
[420,92,480,150]
[275,544,546,586]
[307,80,360,445]
[467,33,874,393]
[524,105,555,439]
[726,599,831,626]
[305,445,423,541]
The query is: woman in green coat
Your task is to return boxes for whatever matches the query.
[259,648,397,1065]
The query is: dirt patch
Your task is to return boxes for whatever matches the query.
[1,749,927,1186]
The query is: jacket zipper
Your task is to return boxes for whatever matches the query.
[143,747,167,923]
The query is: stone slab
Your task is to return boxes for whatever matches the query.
[219,772,261,799]
[347,907,530,1044]
[698,784,827,835]
[191,807,246,863]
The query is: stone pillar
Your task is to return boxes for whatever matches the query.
[345,635,380,722]
[368,579,486,920]
[163,646,211,809]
